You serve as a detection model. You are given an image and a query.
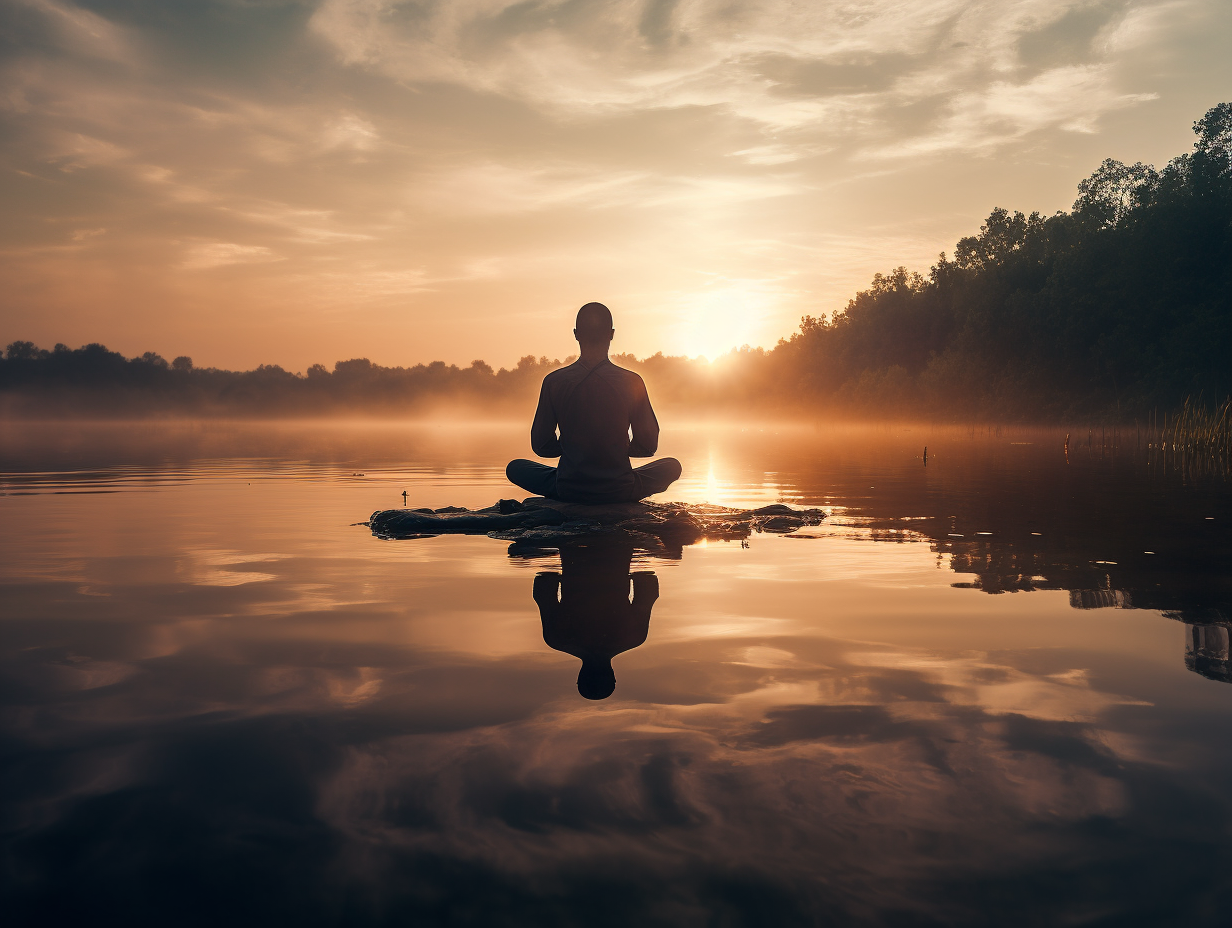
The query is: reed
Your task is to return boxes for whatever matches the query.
[1154,396,1232,478]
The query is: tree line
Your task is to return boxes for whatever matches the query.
[0,345,568,417]
[2,103,1229,420]
[761,101,1232,419]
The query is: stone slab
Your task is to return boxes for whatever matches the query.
[367,497,826,544]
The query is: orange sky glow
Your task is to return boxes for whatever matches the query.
[1,0,1230,370]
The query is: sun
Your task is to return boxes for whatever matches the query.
[665,279,779,360]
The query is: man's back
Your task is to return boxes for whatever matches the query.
[535,359,651,504]
[505,300,681,505]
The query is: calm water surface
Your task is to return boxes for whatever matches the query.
[2,420,1231,927]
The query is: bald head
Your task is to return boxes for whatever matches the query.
[578,659,616,700]
[574,302,614,346]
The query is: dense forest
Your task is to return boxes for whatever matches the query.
[767,101,1232,418]
[2,103,1229,421]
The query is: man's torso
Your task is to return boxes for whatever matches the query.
[542,359,645,503]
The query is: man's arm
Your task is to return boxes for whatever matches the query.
[624,571,657,650]
[533,572,562,615]
[628,377,659,457]
[530,380,562,457]
[631,571,659,614]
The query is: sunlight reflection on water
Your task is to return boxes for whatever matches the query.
[2,420,1231,925]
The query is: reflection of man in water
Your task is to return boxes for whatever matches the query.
[533,539,657,700]
[506,302,682,504]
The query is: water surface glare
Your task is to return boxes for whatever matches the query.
[2,421,1231,927]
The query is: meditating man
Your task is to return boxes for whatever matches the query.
[506,302,683,504]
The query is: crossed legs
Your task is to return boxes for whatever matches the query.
[505,457,682,503]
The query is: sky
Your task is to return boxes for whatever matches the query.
[1,0,1229,372]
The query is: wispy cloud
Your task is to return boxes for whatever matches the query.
[310,0,1167,150]
[873,64,1158,157]
[182,242,281,270]
[0,0,1224,368]
[13,0,134,64]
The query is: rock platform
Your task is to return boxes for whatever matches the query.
[367,497,826,546]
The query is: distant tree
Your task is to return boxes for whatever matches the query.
[333,358,373,379]
[951,208,1054,269]
[1072,159,1158,228]
[1194,102,1232,165]
[5,341,42,360]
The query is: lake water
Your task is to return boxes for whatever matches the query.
[2,420,1231,927]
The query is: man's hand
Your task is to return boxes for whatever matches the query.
[628,435,654,457]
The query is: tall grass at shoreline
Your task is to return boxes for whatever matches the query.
[1051,398,1230,481]
[1165,397,1232,468]
[1143,397,1232,480]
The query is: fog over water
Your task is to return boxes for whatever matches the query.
[2,420,1231,925]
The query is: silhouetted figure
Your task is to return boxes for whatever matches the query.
[533,538,657,699]
[506,302,682,504]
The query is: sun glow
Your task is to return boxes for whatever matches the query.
[705,463,720,502]
[663,279,782,360]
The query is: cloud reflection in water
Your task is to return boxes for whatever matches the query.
[4,423,1232,924]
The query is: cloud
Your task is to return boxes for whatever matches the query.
[319,112,380,152]
[1096,0,1196,53]
[309,0,1166,149]
[306,647,1145,922]
[412,161,656,214]
[288,264,434,299]
[182,241,282,270]
[730,143,806,165]
[0,0,1222,368]
[12,0,134,63]
[45,131,129,170]
[873,63,1158,157]
[309,0,958,119]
